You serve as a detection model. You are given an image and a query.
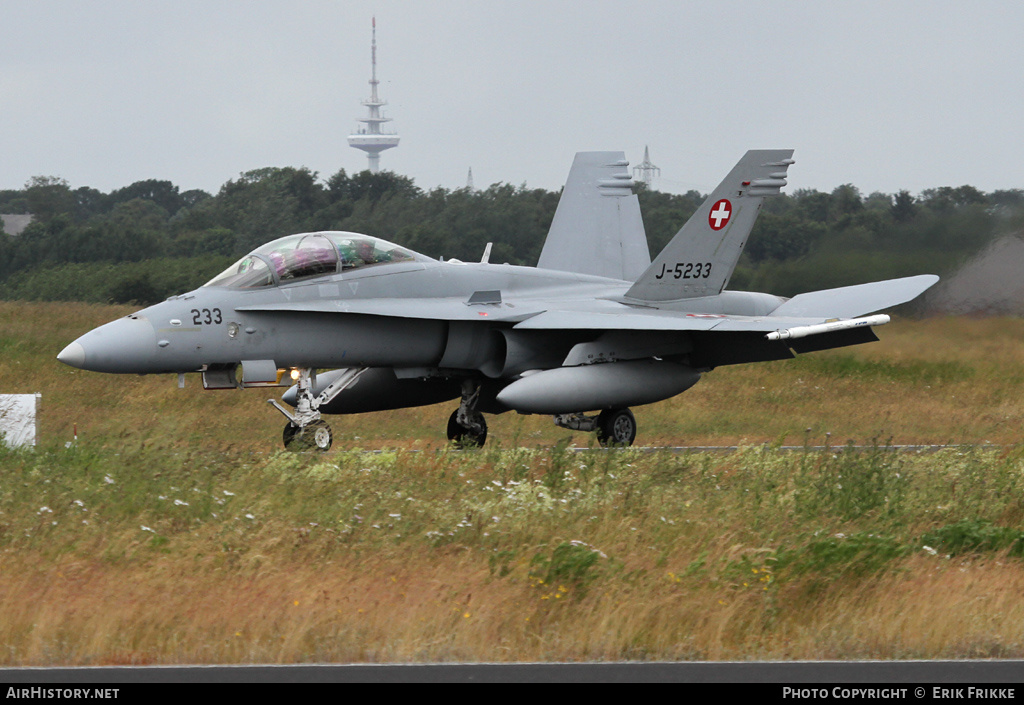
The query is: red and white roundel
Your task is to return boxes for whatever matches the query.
[708,199,732,231]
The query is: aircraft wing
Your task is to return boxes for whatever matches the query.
[240,298,866,335]
[237,296,819,334]
[514,309,726,331]
[768,274,938,318]
[238,296,739,330]
[515,309,861,333]
[234,295,748,329]
[512,307,888,368]
[237,274,936,331]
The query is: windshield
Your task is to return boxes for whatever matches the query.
[204,231,428,288]
[206,255,274,289]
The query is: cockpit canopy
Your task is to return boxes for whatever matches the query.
[204,231,431,289]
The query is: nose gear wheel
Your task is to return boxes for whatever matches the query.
[283,419,333,452]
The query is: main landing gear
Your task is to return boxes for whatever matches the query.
[269,367,367,452]
[447,380,488,448]
[554,408,637,447]
[445,390,639,449]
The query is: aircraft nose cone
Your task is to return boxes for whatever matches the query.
[58,316,160,373]
[57,341,87,369]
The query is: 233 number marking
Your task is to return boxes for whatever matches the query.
[191,308,223,325]
[654,262,713,280]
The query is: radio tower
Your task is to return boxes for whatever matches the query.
[348,17,400,173]
[632,145,661,187]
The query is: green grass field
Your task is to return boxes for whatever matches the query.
[2,301,1024,663]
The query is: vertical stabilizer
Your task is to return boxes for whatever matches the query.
[625,149,794,301]
[538,152,651,282]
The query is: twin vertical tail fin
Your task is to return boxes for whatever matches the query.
[538,152,651,282]
[625,149,794,302]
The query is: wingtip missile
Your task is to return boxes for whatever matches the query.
[766,314,891,341]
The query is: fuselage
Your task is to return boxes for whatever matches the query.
[58,256,786,377]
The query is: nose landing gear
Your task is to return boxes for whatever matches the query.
[269,367,367,452]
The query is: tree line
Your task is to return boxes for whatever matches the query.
[1,167,1022,305]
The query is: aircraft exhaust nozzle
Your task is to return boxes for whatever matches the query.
[496,359,701,414]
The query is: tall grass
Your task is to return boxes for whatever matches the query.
[3,442,1024,663]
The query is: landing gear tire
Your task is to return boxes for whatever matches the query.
[596,408,637,448]
[447,409,487,448]
[283,419,333,452]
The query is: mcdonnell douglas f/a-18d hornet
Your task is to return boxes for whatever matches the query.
[58,150,938,450]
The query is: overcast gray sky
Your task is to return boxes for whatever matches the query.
[2,1,1022,197]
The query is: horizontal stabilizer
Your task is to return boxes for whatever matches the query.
[769,275,939,319]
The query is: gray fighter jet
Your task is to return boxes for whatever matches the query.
[57,150,937,450]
